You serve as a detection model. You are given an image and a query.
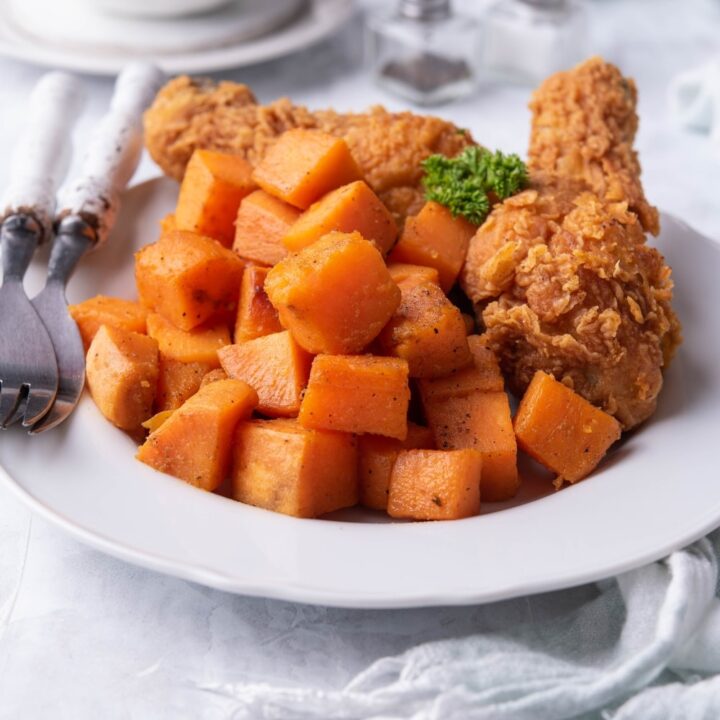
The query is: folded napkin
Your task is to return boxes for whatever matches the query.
[669,57,720,151]
[204,530,720,719]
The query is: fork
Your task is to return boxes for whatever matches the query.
[0,73,85,428]
[29,63,164,434]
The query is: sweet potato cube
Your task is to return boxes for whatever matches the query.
[252,129,362,209]
[378,280,471,378]
[299,355,410,439]
[86,325,159,432]
[388,201,477,292]
[155,356,214,412]
[175,149,256,246]
[137,379,258,491]
[387,449,482,521]
[233,419,358,518]
[423,391,519,502]
[218,331,313,417]
[359,423,434,511]
[233,265,283,343]
[232,190,298,266]
[386,263,441,288]
[265,231,401,354]
[514,371,622,484]
[146,313,230,366]
[135,230,244,331]
[417,335,503,403]
[69,295,148,352]
[283,181,397,255]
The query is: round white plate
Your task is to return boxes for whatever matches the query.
[1,177,718,609]
[0,0,354,76]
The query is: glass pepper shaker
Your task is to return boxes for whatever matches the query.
[482,0,588,85]
[366,0,480,105]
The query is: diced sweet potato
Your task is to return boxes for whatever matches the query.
[252,129,362,209]
[233,418,358,518]
[142,410,174,433]
[137,379,258,491]
[378,280,471,378]
[200,368,228,387]
[283,181,397,255]
[175,149,256,246]
[69,295,148,351]
[155,355,214,412]
[388,201,477,292]
[387,449,482,521]
[146,313,230,366]
[299,354,410,439]
[417,334,503,403]
[233,265,283,343]
[514,371,622,484]
[135,230,244,331]
[218,331,312,417]
[423,391,519,502]
[86,325,159,432]
[232,190,298,266]
[359,423,434,510]
[386,262,441,288]
[265,231,401,354]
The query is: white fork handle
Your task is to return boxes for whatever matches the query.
[1,72,85,242]
[59,63,164,248]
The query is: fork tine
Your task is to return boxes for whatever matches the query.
[22,385,56,427]
[0,383,26,428]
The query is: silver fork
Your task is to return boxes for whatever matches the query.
[30,63,164,434]
[0,73,85,428]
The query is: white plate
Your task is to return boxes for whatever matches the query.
[0,0,353,76]
[1,177,719,609]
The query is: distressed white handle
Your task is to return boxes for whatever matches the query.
[60,63,164,247]
[1,72,85,242]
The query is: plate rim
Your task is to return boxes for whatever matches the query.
[0,0,355,76]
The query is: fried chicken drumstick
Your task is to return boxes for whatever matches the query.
[461,58,680,429]
[143,76,473,223]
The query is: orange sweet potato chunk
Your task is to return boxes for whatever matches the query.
[233,418,358,518]
[514,371,622,484]
[155,355,214,412]
[299,354,410,440]
[283,181,397,255]
[359,423,434,511]
[388,201,477,292]
[86,325,159,432]
[232,190,298,266]
[175,149,256,246]
[69,295,148,352]
[135,230,244,331]
[146,313,230,366]
[378,280,471,378]
[417,334,503,403]
[252,129,362,209]
[137,379,258,491]
[387,449,482,521]
[218,331,313,417]
[423,391,519,502]
[233,265,283,342]
[265,231,401,354]
[386,263,441,288]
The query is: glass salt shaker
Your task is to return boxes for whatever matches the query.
[482,0,587,85]
[366,0,480,105]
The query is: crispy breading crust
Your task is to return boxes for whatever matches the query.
[461,58,680,430]
[143,75,473,224]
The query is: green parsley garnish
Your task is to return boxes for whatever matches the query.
[421,146,528,225]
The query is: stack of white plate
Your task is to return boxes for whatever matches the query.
[0,0,354,75]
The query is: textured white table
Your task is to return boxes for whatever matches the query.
[1,1,719,717]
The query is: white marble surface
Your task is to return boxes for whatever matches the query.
[0,0,719,717]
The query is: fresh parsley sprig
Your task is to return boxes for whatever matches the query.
[421,146,528,225]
